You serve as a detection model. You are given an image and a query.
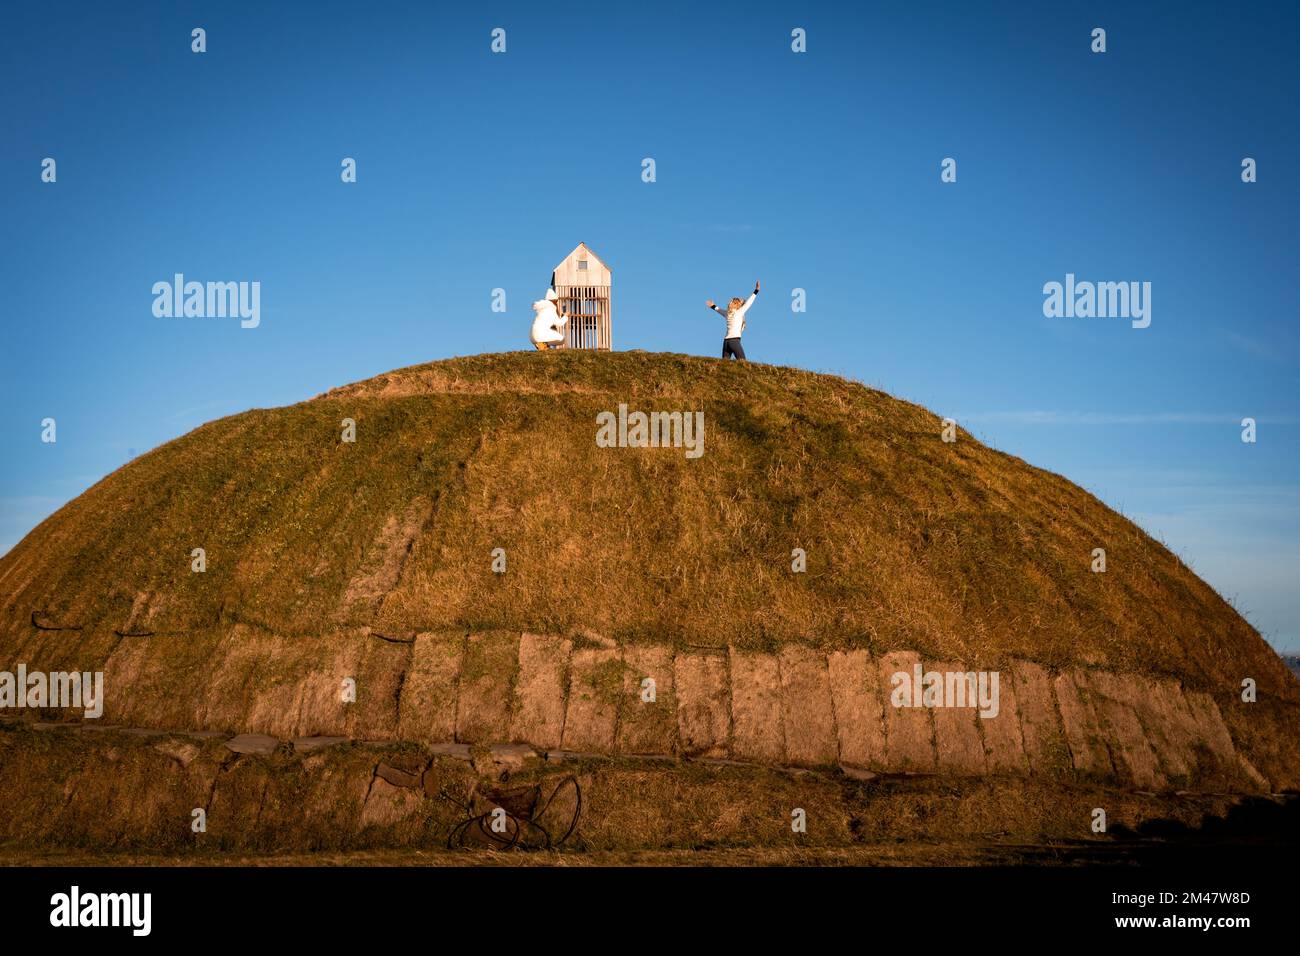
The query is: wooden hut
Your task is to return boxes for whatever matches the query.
[551,242,612,350]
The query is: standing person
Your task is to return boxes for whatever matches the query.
[706,279,759,360]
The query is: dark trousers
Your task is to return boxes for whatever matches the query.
[722,337,747,361]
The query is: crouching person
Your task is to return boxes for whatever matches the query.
[530,288,568,350]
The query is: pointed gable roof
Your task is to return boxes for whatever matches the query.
[552,242,611,286]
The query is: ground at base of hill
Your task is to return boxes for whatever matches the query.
[2,835,1294,867]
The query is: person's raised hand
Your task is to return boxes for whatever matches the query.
[706,299,715,309]
[754,279,760,292]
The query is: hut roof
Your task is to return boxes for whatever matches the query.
[553,243,611,286]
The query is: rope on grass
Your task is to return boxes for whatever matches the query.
[370,631,416,644]
[31,611,83,631]
[444,774,582,851]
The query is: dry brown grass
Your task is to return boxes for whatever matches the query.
[2,351,1289,707]
[0,724,1257,859]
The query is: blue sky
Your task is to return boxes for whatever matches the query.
[2,1,1297,651]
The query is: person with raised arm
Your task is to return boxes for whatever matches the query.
[706,279,759,361]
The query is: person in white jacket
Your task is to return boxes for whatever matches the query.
[530,288,569,350]
[706,279,759,360]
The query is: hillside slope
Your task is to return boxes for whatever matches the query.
[1,351,1295,790]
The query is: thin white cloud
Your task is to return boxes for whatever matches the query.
[954,411,1300,426]
[1222,328,1298,363]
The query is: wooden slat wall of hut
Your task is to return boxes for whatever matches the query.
[557,284,611,350]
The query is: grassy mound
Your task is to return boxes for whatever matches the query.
[1,350,1292,699]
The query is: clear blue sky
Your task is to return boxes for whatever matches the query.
[2,1,1297,651]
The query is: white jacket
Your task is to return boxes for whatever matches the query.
[530,289,568,346]
[714,291,756,338]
